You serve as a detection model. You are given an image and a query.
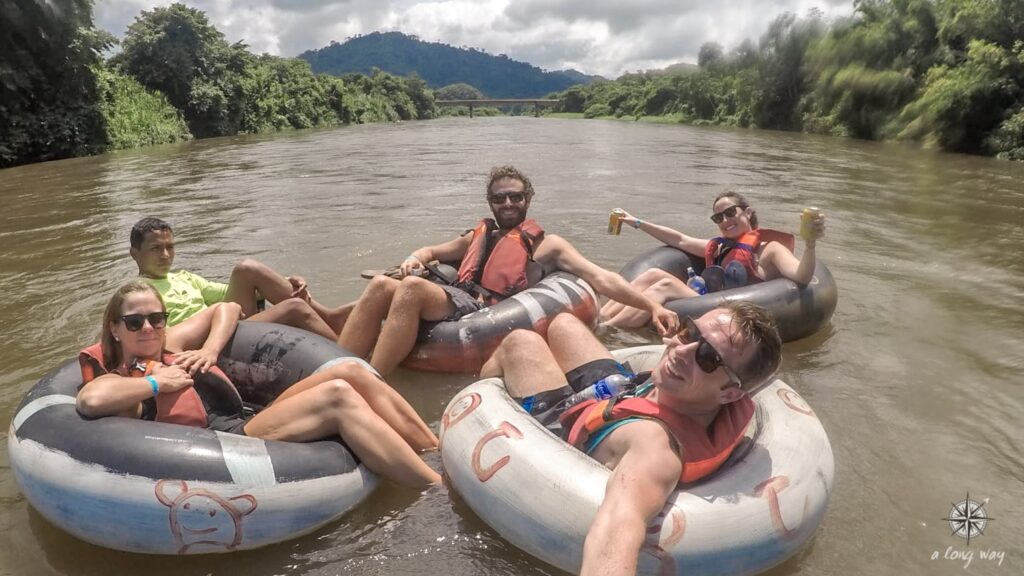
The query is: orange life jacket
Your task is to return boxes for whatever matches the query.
[456,218,544,305]
[563,385,755,484]
[79,343,217,428]
[704,228,795,284]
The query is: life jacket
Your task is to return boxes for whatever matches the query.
[563,383,755,484]
[456,218,544,305]
[704,228,795,285]
[78,343,230,428]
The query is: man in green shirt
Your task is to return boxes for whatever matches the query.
[130,217,348,340]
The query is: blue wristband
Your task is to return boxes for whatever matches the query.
[145,375,159,397]
[633,219,643,229]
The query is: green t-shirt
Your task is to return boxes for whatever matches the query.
[143,270,229,326]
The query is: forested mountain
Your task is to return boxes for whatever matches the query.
[299,31,599,98]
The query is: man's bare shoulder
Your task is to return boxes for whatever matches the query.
[533,233,572,261]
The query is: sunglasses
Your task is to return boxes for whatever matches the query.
[121,312,169,331]
[680,316,742,387]
[710,204,747,224]
[488,191,527,205]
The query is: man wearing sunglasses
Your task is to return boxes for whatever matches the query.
[130,217,349,341]
[480,301,782,576]
[338,165,680,376]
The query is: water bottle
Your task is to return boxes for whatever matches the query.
[686,267,707,295]
[562,373,632,410]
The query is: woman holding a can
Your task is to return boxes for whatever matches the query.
[600,191,825,328]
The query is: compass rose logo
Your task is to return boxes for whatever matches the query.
[943,492,993,545]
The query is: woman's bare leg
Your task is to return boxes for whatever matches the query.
[271,362,437,452]
[244,379,440,488]
[604,276,693,328]
[599,268,677,319]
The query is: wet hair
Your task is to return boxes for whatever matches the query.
[713,191,758,228]
[100,280,167,370]
[486,165,535,199]
[130,217,173,249]
[720,301,781,392]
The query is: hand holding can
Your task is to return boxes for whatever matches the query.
[800,207,825,242]
[608,208,626,235]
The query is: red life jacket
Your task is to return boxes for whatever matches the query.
[704,228,795,284]
[79,343,216,427]
[456,218,544,305]
[564,387,755,484]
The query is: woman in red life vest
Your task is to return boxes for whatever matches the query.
[76,281,440,488]
[601,191,825,328]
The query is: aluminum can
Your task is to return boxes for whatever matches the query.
[608,209,625,235]
[800,207,822,240]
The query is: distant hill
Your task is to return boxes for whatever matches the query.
[298,31,601,98]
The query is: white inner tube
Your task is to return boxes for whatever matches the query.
[440,345,834,575]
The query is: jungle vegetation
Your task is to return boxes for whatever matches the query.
[2,2,436,168]
[4,0,1022,168]
[550,0,1024,160]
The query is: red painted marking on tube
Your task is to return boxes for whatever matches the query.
[442,392,481,432]
[754,475,810,541]
[778,388,815,417]
[471,421,523,482]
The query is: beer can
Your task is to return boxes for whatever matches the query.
[800,207,822,240]
[608,209,625,235]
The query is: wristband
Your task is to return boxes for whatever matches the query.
[633,219,642,229]
[145,375,159,397]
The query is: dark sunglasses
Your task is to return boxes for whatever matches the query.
[680,316,742,387]
[121,312,169,331]
[488,191,527,205]
[710,204,747,224]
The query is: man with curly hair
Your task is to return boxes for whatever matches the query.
[338,165,680,376]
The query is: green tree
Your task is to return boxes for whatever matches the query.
[112,3,249,137]
[1,0,112,167]
[898,39,1021,152]
[698,42,724,68]
[435,83,485,100]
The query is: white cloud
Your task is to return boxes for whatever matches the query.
[94,0,855,77]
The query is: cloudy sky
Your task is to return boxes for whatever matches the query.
[95,0,854,78]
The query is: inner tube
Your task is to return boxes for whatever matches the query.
[8,322,379,555]
[403,271,599,373]
[440,345,834,575]
[618,245,837,341]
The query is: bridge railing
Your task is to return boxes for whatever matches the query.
[435,99,560,117]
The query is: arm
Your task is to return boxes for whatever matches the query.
[166,301,243,374]
[399,233,473,276]
[763,214,825,285]
[581,421,682,576]
[77,363,194,418]
[618,210,708,256]
[539,235,679,335]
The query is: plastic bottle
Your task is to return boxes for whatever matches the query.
[561,373,632,411]
[686,267,707,295]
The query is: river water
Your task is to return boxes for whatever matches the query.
[0,117,1021,575]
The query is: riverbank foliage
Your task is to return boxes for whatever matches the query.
[2,2,435,169]
[551,0,1024,160]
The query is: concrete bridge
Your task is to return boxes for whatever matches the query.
[435,99,559,117]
